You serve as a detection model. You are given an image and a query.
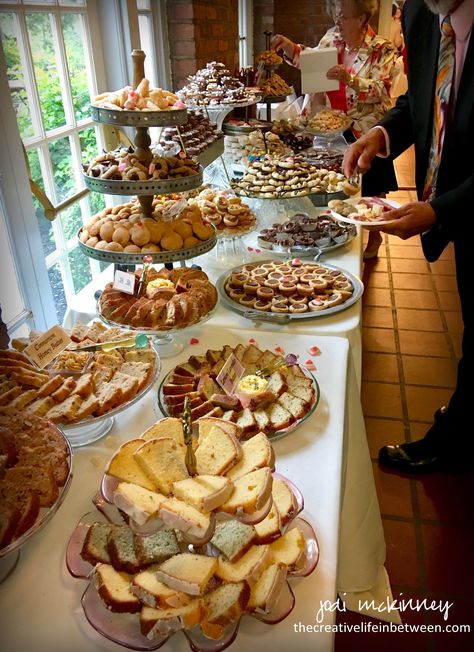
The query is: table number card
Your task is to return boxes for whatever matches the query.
[24,325,72,369]
[113,270,136,295]
[216,354,245,395]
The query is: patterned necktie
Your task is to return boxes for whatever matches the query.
[422,15,455,201]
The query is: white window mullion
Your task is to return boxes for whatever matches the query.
[50,8,75,129]
[16,7,44,139]
[23,118,95,149]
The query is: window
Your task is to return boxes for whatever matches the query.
[0,0,103,324]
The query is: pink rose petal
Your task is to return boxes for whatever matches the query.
[308,345,321,356]
[190,338,199,345]
[291,258,301,266]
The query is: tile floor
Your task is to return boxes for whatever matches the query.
[335,148,474,650]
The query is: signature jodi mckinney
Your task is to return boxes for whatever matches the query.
[316,595,454,623]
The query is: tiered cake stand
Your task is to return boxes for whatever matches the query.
[81,50,216,356]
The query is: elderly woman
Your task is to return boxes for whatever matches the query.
[272,0,398,258]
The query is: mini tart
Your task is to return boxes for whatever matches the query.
[253,299,272,311]
[243,281,260,295]
[309,278,328,292]
[271,301,289,313]
[291,268,306,279]
[275,265,292,274]
[320,274,335,287]
[296,283,313,297]
[272,294,289,304]
[256,286,275,299]
[289,295,308,305]
[279,282,297,296]
[299,273,317,283]
[261,263,275,270]
[243,264,257,273]
[228,287,246,300]
[289,302,308,313]
[264,278,282,290]
[238,294,257,307]
[251,267,270,278]
[324,291,344,306]
[230,272,248,287]
[308,298,326,312]
[267,271,284,281]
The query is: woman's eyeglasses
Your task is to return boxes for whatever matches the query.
[332,13,358,22]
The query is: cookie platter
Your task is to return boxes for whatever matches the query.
[217,259,364,322]
[90,104,188,127]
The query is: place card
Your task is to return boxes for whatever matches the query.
[216,353,245,395]
[113,270,136,295]
[24,325,71,369]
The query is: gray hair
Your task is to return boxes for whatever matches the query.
[326,0,379,21]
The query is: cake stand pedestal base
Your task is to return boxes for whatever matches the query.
[0,550,20,583]
[64,417,115,448]
[151,334,184,358]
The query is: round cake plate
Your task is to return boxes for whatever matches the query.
[257,228,357,260]
[217,259,364,323]
[83,169,203,196]
[262,94,288,103]
[90,105,188,127]
[77,226,217,265]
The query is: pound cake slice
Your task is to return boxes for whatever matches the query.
[133,529,180,566]
[155,553,217,596]
[197,417,243,441]
[269,526,305,570]
[220,467,272,515]
[159,496,212,539]
[81,521,115,565]
[172,475,233,513]
[201,581,249,640]
[131,565,190,608]
[140,600,202,639]
[92,563,141,613]
[134,437,189,495]
[141,417,185,447]
[106,439,157,492]
[272,477,298,526]
[247,562,288,614]
[195,424,242,476]
[225,432,274,481]
[216,544,270,584]
[253,501,281,543]
[210,519,257,562]
[113,482,166,526]
[107,524,141,573]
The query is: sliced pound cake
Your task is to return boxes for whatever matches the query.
[131,565,190,609]
[220,467,272,515]
[216,544,270,584]
[92,563,141,613]
[201,581,249,640]
[247,562,288,614]
[113,481,166,526]
[106,439,157,492]
[155,553,217,596]
[210,519,257,562]
[172,475,233,513]
[134,437,189,495]
[225,432,274,481]
[269,526,305,570]
[133,528,179,566]
[195,424,242,476]
[140,601,202,639]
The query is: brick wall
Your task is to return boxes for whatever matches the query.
[166,0,239,91]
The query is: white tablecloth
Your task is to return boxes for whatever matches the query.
[0,329,387,652]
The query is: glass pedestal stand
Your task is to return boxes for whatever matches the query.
[149,333,185,358]
[64,416,115,447]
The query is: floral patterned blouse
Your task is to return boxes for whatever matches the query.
[295,27,398,136]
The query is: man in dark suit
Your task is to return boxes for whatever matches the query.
[343,0,474,472]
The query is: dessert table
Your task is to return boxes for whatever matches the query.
[0,328,388,652]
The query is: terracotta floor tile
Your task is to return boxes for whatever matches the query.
[363,271,390,289]
[387,233,420,246]
[394,289,438,310]
[362,306,394,329]
[383,519,421,588]
[362,327,397,353]
[416,471,474,523]
[365,417,407,458]
[364,256,388,272]
[438,242,455,261]
[410,421,436,439]
[421,523,474,594]
[363,287,392,307]
[433,274,458,291]
[372,462,414,518]
[398,330,451,357]
[388,245,425,259]
[449,332,462,359]
[429,260,456,275]
[390,258,431,274]
[402,356,458,388]
[363,352,399,383]
[437,291,461,311]
[405,385,453,422]
[396,308,444,332]
[444,311,464,333]
[362,382,403,419]
[392,273,434,290]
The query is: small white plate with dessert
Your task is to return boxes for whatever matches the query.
[328,197,401,226]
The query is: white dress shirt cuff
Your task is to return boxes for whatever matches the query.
[370,126,390,158]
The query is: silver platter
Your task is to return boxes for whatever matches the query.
[217,260,364,323]
[196,138,224,168]
[77,225,217,265]
[90,104,188,127]
[83,169,203,196]
[257,229,357,258]
[222,121,273,136]
[233,187,347,202]
[262,94,288,103]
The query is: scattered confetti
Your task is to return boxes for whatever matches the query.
[248,338,257,344]
[308,346,321,356]
[290,258,301,266]
[247,246,254,252]
[255,248,261,253]
[304,359,317,370]
[190,338,199,345]
[274,346,284,354]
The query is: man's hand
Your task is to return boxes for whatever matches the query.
[326,64,350,85]
[343,129,387,178]
[271,34,296,59]
[367,202,437,239]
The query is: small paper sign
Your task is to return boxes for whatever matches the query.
[24,325,71,369]
[300,47,339,93]
[113,270,136,295]
[216,354,245,396]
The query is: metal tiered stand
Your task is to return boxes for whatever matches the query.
[80,49,218,356]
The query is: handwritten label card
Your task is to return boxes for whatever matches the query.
[24,325,71,369]
[300,47,338,93]
[216,354,245,395]
[113,270,136,295]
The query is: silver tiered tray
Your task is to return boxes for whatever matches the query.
[77,223,217,265]
[90,104,188,127]
[83,168,203,196]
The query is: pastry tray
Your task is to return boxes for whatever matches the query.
[257,229,357,257]
[90,105,188,127]
[83,169,203,196]
[217,260,364,322]
[261,94,288,103]
[77,225,217,265]
[222,121,273,136]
